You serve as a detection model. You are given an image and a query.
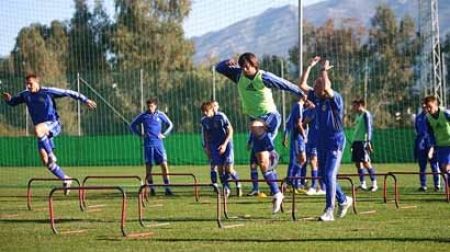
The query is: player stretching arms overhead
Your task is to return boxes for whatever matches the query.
[201,101,242,197]
[423,95,450,191]
[299,57,352,221]
[130,98,174,196]
[2,74,97,194]
[216,52,305,214]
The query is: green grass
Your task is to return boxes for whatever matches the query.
[0,164,449,252]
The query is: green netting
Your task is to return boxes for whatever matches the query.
[0,129,415,167]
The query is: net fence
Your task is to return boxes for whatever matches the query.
[0,0,448,172]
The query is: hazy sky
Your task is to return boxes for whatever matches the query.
[0,0,324,56]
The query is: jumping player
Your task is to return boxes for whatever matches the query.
[2,74,97,195]
[216,52,304,213]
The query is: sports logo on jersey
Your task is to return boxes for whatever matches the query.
[322,104,327,111]
[246,82,257,91]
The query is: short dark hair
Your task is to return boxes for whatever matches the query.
[25,73,38,81]
[146,98,158,105]
[423,95,439,105]
[352,98,365,107]
[238,52,259,70]
[201,101,214,112]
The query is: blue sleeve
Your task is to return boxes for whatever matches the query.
[46,87,88,103]
[201,122,206,147]
[215,60,241,83]
[160,112,174,136]
[261,71,304,97]
[130,113,144,136]
[5,92,26,106]
[363,112,373,141]
[329,94,344,116]
[247,133,253,145]
[219,112,230,128]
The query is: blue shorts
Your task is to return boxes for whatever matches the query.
[436,146,450,166]
[351,141,371,162]
[209,142,234,165]
[45,121,62,138]
[306,143,317,157]
[145,145,167,165]
[250,112,281,153]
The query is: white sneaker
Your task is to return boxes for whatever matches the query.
[358,182,368,191]
[272,192,284,214]
[247,189,260,196]
[63,179,72,196]
[319,208,335,221]
[316,189,326,195]
[305,187,317,196]
[337,196,353,218]
[370,183,378,192]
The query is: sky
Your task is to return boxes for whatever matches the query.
[0,0,324,57]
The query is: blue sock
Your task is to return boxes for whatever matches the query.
[263,170,280,195]
[358,168,366,183]
[292,163,301,189]
[300,163,307,185]
[38,135,53,155]
[48,163,66,180]
[210,169,217,184]
[163,176,170,190]
[367,167,376,181]
[250,169,259,191]
[311,169,318,189]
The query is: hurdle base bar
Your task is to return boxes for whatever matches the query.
[49,186,127,237]
[27,177,83,211]
[137,183,222,229]
[148,173,200,202]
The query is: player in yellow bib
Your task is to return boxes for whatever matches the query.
[216,52,305,214]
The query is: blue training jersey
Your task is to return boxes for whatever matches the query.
[285,102,304,137]
[303,107,319,146]
[130,110,173,146]
[308,90,345,150]
[415,111,432,151]
[5,87,88,125]
[215,60,304,97]
[201,112,232,147]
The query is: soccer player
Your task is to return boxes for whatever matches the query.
[303,105,326,196]
[200,101,242,197]
[201,100,220,185]
[423,95,450,191]
[283,99,307,193]
[2,74,97,194]
[130,98,174,196]
[216,52,304,214]
[299,56,353,221]
[414,103,440,191]
[351,99,378,192]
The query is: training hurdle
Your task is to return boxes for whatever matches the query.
[386,171,449,204]
[338,173,399,208]
[286,176,357,221]
[148,173,200,202]
[222,179,286,220]
[27,177,83,211]
[81,175,144,208]
[137,183,222,229]
[49,186,127,237]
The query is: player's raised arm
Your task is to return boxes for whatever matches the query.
[298,56,321,93]
[215,58,241,83]
[261,71,304,97]
[46,87,96,109]
[319,59,335,98]
[3,92,25,106]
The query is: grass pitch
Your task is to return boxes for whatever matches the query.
[0,164,449,251]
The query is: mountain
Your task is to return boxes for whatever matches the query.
[191,0,450,65]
